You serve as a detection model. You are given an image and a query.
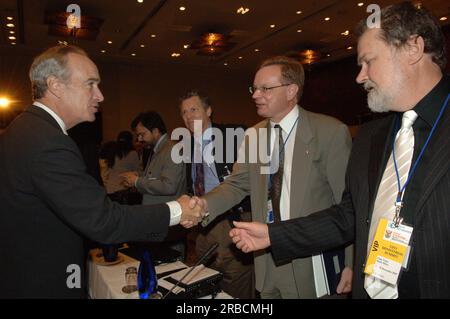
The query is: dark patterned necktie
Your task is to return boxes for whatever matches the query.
[194,162,205,196]
[269,125,284,222]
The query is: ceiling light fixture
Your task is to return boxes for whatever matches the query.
[137,0,144,3]
[296,11,302,15]
[341,30,350,36]
[179,6,186,11]
[8,36,16,40]
[347,46,353,50]
[6,16,14,20]
[237,7,250,15]
[140,44,145,48]
[6,23,15,27]
[101,50,106,53]
[254,49,260,52]
[297,29,302,33]
[324,17,331,21]
[171,53,181,57]
[150,34,156,38]
[440,16,448,21]
[107,40,112,44]
[358,2,364,7]
[183,44,189,49]
[131,53,136,56]
[270,24,275,28]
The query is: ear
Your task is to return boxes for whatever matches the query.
[46,75,63,99]
[286,84,299,101]
[206,106,212,118]
[406,35,425,66]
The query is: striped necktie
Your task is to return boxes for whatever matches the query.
[364,110,418,299]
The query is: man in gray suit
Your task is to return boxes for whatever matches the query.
[121,111,187,256]
[186,56,353,298]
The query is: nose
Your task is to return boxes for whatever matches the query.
[356,65,367,84]
[94,86,104,102]
[252,88,262,100]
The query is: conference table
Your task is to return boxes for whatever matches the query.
[87,248,232,299]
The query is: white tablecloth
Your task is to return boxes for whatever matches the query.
[88,251,232,299]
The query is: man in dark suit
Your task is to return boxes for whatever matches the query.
[0,45,203,298]
[230,2,450,298]
[179,91,254,299]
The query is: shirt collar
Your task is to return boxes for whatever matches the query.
[412,75,450,127]
[33,101,68,135]
[270,104,300,134]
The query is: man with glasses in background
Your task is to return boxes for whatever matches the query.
[187,56,353,298]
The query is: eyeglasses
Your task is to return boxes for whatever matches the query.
[249,83,291,95]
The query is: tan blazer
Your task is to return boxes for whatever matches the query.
[203,106,352,297]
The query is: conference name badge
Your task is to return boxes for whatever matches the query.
[266,199,274,223]
[364,218,413,285]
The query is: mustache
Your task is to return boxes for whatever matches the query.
[363,80,376,92]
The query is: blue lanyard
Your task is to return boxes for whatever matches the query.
[392,93,450,226]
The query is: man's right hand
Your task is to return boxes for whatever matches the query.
[177,195,206,228]
[229,221,271,253]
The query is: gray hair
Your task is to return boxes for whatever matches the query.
[179,90,212,110]
[29,45,87,100]
[259,56,305,101]
[355,2,446,70]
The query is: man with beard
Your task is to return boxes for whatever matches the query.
[229,1,450,299]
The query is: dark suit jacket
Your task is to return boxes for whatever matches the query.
[0,105,170,298]
[269,77,450,298]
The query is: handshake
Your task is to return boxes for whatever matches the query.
[176,195,209,228]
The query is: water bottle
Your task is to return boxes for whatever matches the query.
[137,250,160,299]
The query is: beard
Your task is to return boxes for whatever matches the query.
[364,80,392,113]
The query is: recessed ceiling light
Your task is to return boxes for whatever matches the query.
[297,29,302,33]
[237,7,250,15]
[101,50,106,53]
[9,30,15,34]
[327,54,331,57]
[137,0,144,3]
[6,23,15,28]
[324,17,331,21]
[440,16,448,21]
[270,24,275,28]
[254,49,260,52]
[179,6,186,11]
[224,62,228,66]
[150,34,156,38]
[238,56,243,60]
[107,40,112,44]
[171,53,181,57]
[140,44,145,48]
[296,11,302,15]
[347,46,353,50]
[11,42,16,45]
[131,53,136,56]
[8,36,16,40]
[6,16,14,20]
[358,3,364,7]
[183,44,189,49]
[341,30,350,36]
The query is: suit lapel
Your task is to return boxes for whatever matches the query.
[414,106,450,224]
[367,115,396,220]
[290,107,314,218]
